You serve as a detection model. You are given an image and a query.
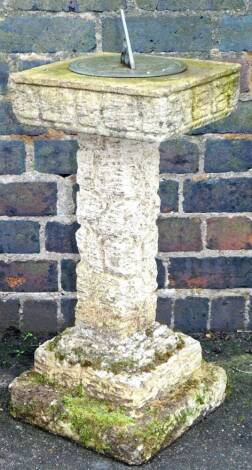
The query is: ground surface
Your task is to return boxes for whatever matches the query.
[0,328,251,470]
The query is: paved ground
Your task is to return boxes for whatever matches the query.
[0,328,251,470]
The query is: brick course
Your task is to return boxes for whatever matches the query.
[0,141,25,174]
[45,222,79,253]
[0,221,40,253]
[34,140,78,175]
[0,261,58,292]
[207,217,252,250]
[0,0,251,334]
[0,182,57,216]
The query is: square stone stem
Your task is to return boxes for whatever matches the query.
[75,134,160,336]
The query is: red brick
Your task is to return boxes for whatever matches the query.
[0,261,58,292]
[169,257,252,289]
[158,218,202,252]
[207,217,252,250]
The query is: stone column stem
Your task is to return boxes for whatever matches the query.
[75,134,161,337]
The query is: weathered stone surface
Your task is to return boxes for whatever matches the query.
[75,135,160,335]
[9,362,227,465]
[193,101,252,134]
[8,51,236,463]
[34,324,202,409]
[10,56,240,142]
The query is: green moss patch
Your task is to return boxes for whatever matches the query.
[60,386,134,452]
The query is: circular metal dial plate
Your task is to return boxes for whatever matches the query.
[69,54,187,78]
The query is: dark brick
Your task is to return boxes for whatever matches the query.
[0,182,57,216]
[156,297,172,326]
[0,61,9,94]
[0,141,25,174]
[61,298,77,328]
[158,218,202,252]
[102,16,214,53]
[18,58,52,71]
[0,100,45,136]
[0,103,22,136]
[61,259,77,292]
[136,0,157,8]
[211,297,245,331]
[159,138,199,174]
[169,257,252,289]
[9,0,126,12]
[22,300,57,333]
[72,183,79,213]
[192,102,252,135]
[46,222,79,253]
[183,178,252,213]
[248,298,252,330]
[0,16,96,53]
[220,15,252,52]
[174,297,209,333]
[156,258,166,288]
[0,299,20,331]
[157,0,246,10]
[205,138,252,173]
[34,140,78,175]
[159,179,178,213]
[0,261,58,292]
[207,217,252,250]
[0,221,40,254]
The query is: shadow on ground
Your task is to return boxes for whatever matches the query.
[0,328,251,470]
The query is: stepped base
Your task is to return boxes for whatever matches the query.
[9,362,226,465]
[32,324,202,409]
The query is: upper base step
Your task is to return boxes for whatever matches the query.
[34,323,202,408]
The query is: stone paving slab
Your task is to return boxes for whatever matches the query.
[0,330,251,470]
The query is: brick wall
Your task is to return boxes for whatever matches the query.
[0,0,252,334]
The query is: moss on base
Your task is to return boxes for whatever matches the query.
[9,362,226,465]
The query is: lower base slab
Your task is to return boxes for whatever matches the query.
[9,362,226,465]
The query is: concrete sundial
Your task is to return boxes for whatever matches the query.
[9,10,240,466]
